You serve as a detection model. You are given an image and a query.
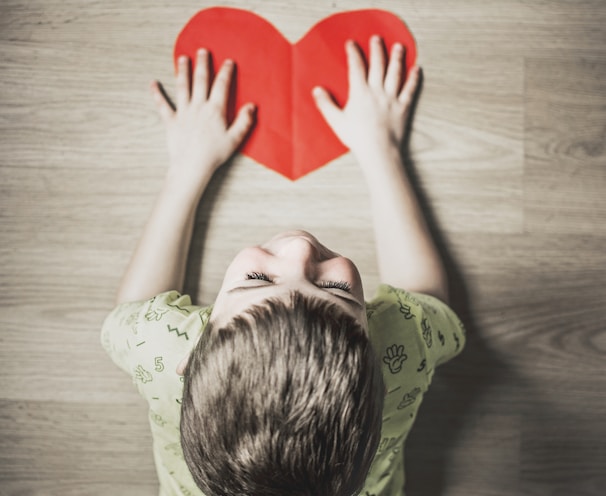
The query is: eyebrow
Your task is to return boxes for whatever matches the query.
[227,284,364,310]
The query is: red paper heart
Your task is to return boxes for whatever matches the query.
[175,8,416,180]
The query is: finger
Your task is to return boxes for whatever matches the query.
[398,65,421,107]
[345,40,367,93]
[149,80,174,123]
[312,86,342,132]
[384,43,404,96]
[175,55,191,109]
[208,59,234,111]
[368,35,386,89]
[192,48,210,104]
[226,103,256,148]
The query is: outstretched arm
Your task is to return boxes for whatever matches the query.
[116,49,255,304]
[313,36,448,303]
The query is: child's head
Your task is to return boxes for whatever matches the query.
[180,231,384,495]
[209,230,368,329]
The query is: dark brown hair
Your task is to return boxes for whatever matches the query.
[180,291,384,496]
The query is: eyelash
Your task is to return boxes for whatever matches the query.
[245,272,352,293]
[318,280,352,292]
[246,272,272,282]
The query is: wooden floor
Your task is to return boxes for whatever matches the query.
[1,1,605,495]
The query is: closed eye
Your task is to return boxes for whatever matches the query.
[246,272,273,282]
[317,280,352,293]
[246,273,351,294]
[229,276,362,309]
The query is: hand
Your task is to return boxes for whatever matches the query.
[313,36,420,164]
[151,49,256,187]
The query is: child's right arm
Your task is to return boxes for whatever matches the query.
[313,36,449,303]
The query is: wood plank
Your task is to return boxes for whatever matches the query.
[524,56,606,235]
[1,0,605,494]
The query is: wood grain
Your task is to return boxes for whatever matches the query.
[1,0,605,495]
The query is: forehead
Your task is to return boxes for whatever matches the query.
[211,283,367,329]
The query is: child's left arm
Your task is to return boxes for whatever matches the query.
[115,49,255,304]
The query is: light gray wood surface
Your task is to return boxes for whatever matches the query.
[1,1,604,495]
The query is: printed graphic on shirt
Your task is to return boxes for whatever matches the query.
[145,307,168,321]
[377,436,401,454]
[126,311,139,334]
[167,301,191,314]
[392,287,420,307]
[421,318,433,348]
[383,344,408,374]
[454,333,461,351]
[176,482,196,496]
[167,324,189,340]
[165,442,184,459]
[397,387,422,409]
[417,358,426,372]
[134,364,153,383]
[154,356,165,372]
[438,329,445,346]
[150,410,167,427]
[398,300,415,319]
[365,300,386,320]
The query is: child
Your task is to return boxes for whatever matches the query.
[102,35,465,496]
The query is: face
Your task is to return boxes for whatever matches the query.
[210,230,367,329]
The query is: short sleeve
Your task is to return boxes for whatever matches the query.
[406,290,466,368]
[101,292,212,495]
[363,285,466,495]
[100,291,212,409]
[366,284,466,381]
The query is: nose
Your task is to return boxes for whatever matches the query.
[276,237,321,277]
[278,237,319,261]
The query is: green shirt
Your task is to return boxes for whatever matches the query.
[101,284,465,495]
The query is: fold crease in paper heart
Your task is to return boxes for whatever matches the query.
[175,7,417,180]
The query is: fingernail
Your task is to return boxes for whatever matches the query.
[179,55,188,64]
[197,48,207,56]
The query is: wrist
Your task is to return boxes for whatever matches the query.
[354,142,406,178]
[162,168,211,207]
[165,162,215,195]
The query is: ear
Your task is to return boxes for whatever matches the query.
[176,355,189,376]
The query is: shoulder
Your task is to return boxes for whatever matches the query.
[101,291,212,381]
[366,284,466,373]
[366,284,464,335]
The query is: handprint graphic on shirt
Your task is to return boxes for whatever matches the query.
[145,307,168,322]
[421,318,433,348]
[398,301,414,319]
[383,344,408,374]
[134,365,153,384]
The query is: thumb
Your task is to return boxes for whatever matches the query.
[227,102,256,147]
[312,86,343,132]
